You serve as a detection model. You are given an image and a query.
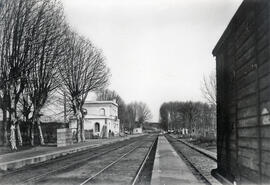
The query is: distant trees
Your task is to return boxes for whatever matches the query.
[180,102,201,130]
[159,101,215,137]
[126,102,152,129]
[0,0,110,149]
[159,103,169,131]
[135,102,152,125]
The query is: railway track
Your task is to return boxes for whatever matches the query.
[0,135,157,185]
[0,135,155,185]
[36,135,157,185]
[165,134,221,185]
[23,141,140,185]
[79,136,157,185]
[0,138,138,178]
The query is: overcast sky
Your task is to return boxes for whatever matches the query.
[61,0,243,122]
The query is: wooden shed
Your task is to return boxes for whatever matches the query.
[212,0,270,184]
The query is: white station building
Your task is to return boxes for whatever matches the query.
[69,100,120,138]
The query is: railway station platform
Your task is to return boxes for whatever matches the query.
[0,134,143,171]
[151,136,201,185]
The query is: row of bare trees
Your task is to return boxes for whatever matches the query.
[159,71,217,135]
[159,101,215,134]
[96,89,152,132]
[0,0,109,149]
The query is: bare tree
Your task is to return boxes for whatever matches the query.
[59,32,110,142]
[201,71,216,105]
[0,0,69,148]
[126,102,152,129]
[159,101,211,134]
[96,89,119,101]
[26,0,67,145]
[159,103,169,131]
[126,104,136,132]
[180,101,201,131]
[0,89,9,145]
[136,102,152,125]
[0,0,39,149]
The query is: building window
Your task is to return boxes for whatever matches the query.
[100,108,105,116]
[95,122,100,132]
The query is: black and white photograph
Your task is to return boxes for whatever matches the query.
[0,0,269,184]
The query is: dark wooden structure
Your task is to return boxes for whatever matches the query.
[213,0,270,184]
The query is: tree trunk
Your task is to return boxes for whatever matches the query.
[10,124,17,150]
[37,118,44,145]
[3,109,8,146]
[27,123,31,144]
[16,121,23,146]
[80,117,85,142]
[9,109,17,150]
[9,93,22,147]
[30,122,35,146]
[76,118,81,143]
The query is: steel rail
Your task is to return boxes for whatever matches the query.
[166,135,214,185]
[131,137,157,185]
[79,136,156,185]
[0,137,142,178]
[175,137,217,162]
[21,141,139,184]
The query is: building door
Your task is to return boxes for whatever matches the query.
[95,122,100,133]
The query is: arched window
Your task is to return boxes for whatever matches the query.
[100,108,105,116]
[95,122,100,132]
